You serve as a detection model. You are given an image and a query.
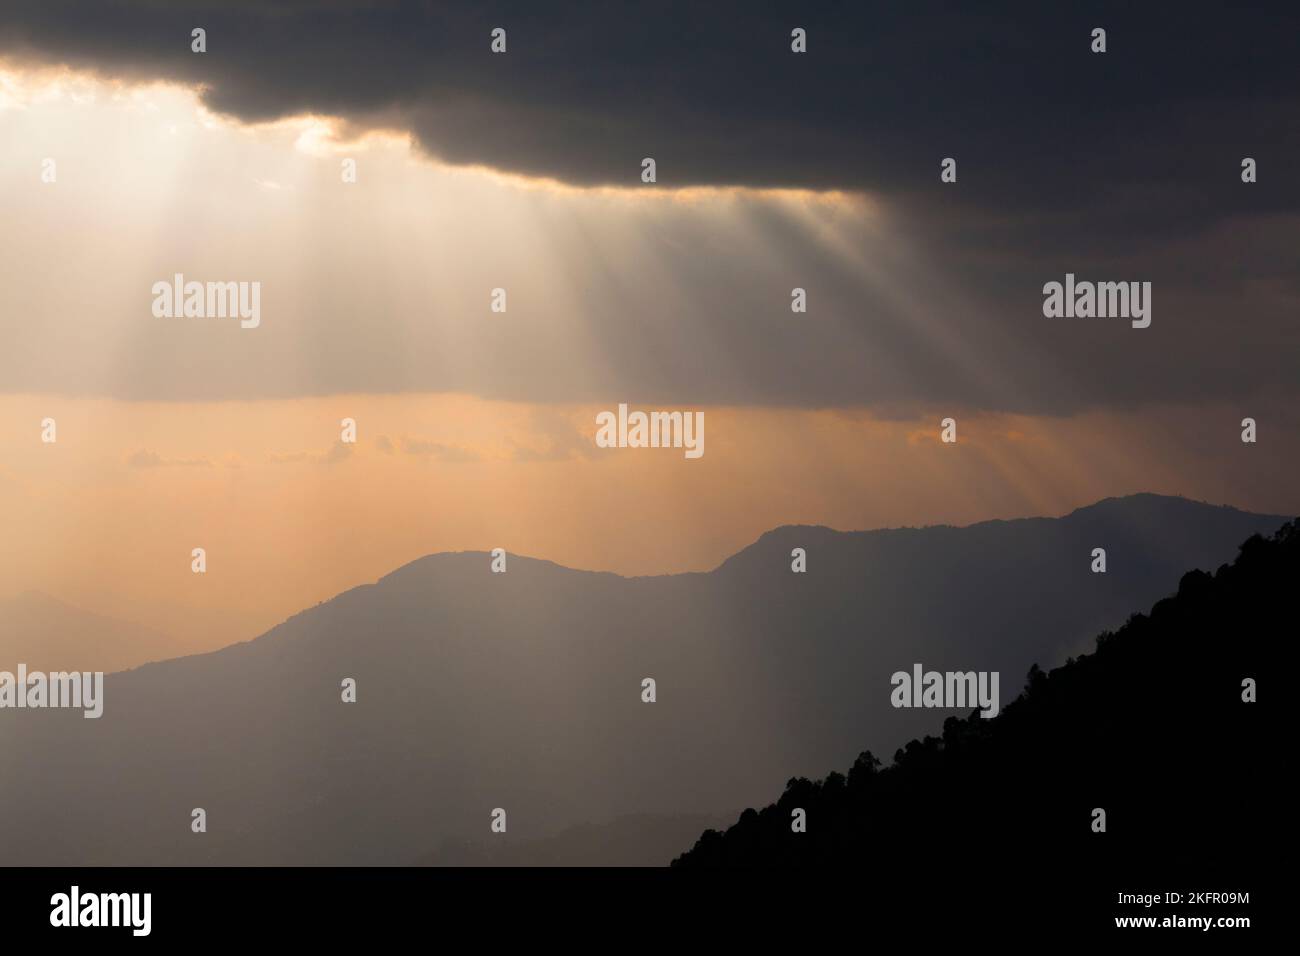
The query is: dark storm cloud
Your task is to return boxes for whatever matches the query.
[2,1,1297,223]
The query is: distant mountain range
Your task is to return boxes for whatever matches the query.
[0,591,176,675]
[0,493,1288,865]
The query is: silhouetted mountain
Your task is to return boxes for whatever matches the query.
[417,813,734,867]
[673,519,1285,878]
[0,494,1286,865]
[0,591,177,674]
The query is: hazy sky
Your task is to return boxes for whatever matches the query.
[0,3,1296,649]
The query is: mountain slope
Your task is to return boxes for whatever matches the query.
[673,518,1285,875]
[0,494,1287,865]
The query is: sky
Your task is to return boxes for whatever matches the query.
[0,2,1297,648]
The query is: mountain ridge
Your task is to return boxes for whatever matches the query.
[26,492,1280,677]
[0,493,1288,866]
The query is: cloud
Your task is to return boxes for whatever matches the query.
[400,436,480,462]
[2,0,1294,241]
[509,409,598,462]
[269,440,354,465]
[127,449,212,468]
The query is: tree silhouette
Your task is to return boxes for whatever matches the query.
[673,521,1289,885]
